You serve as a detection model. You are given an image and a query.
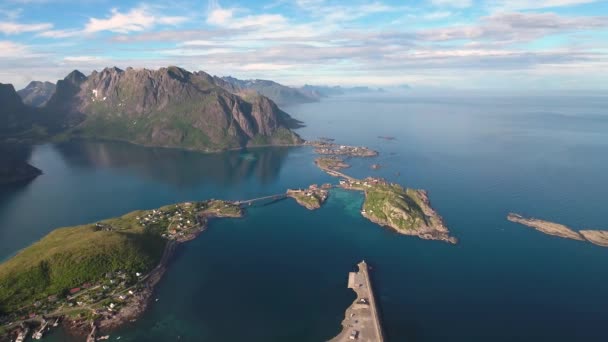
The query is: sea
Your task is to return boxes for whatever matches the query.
[1,93,607,341]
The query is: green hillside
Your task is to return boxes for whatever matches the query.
[0,210,164,315]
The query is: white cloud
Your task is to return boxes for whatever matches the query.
[487,0,600,11]
[0,21,53,35]
[37,29,80,38]
[418,12,608,42]
[63,56,103,62]
[206,0,286,29]
[84,6,188,34]
[430,0,473,8]
[0,40,29,57]
[424,11,453,20]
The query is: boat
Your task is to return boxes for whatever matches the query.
[15,327,29,342]
[33,320,49,340]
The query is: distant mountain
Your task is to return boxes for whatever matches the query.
[215,76,317,107]
[17,81,56,107]
[299,84,385,98]
[45,66,303,152]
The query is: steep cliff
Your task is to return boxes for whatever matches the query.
[47,66,303,151]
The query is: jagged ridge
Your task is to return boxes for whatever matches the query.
[45,66,303,152]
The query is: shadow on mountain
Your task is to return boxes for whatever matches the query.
[53,140,294,188]
[0,143,41,187]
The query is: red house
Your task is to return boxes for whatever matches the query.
[69,287,81,294]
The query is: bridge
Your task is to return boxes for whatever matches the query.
[234,193,288,206]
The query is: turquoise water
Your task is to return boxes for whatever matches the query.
[1,94,608,341]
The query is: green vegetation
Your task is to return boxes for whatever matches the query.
[362,182,428,231]
[315,157,350,171]
[200,200,243,217]
[287,188,328,210]
[0,214,165,314]
[0,199,244,318]
[250,127,301,147]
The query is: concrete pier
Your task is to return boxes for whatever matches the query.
[329,261,384,342]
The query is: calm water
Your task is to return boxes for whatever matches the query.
[1,94,608,341]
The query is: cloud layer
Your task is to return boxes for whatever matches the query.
[0,0,607,90]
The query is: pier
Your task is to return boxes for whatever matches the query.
[330,261,384,342]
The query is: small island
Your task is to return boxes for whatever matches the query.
[315,157,350,171]
[579,230,608,247]
[286,184,330,210]
[306,140,378,157]
[508,213,608,248]
[340,177,457,244]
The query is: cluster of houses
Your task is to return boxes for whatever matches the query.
[308,140,377,158]
[136,204,198,240]
[339,177,387,190]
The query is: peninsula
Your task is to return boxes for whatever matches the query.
[0,200,242,340]
[508,213,608,248]
[315,157,350,171]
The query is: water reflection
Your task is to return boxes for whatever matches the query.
[54,140,295,187]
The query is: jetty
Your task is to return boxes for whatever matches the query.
[330,261,384,342]
[86,322,97,342]
[32,320,49,340]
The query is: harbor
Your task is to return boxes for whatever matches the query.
[330,261,384,342]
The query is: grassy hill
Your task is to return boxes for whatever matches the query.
[0,210,165,315]
[363,182,429,231]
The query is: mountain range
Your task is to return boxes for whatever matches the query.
[214,76,318,107]
[0,66,307,184]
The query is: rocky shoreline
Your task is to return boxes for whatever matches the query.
[508,213,608,248]
[286,184,330,210]
[52,209,244,339]
[361,189,457,244]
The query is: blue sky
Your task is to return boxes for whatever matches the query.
[1,0,607,90]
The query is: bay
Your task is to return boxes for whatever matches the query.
[1,94,608,341]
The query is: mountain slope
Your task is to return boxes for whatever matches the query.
[47,66,303,152]
[215,76,317,107]
[17,81,56,107]
[0,83,35,136]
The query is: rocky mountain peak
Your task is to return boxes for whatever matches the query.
[64,70,86,85]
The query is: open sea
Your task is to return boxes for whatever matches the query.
[1,94,607,341]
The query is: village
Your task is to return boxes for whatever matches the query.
[306,140,378,158]
[286,184,332,210]
[0,200,244,342]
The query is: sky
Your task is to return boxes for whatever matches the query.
[0,0,607,90]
